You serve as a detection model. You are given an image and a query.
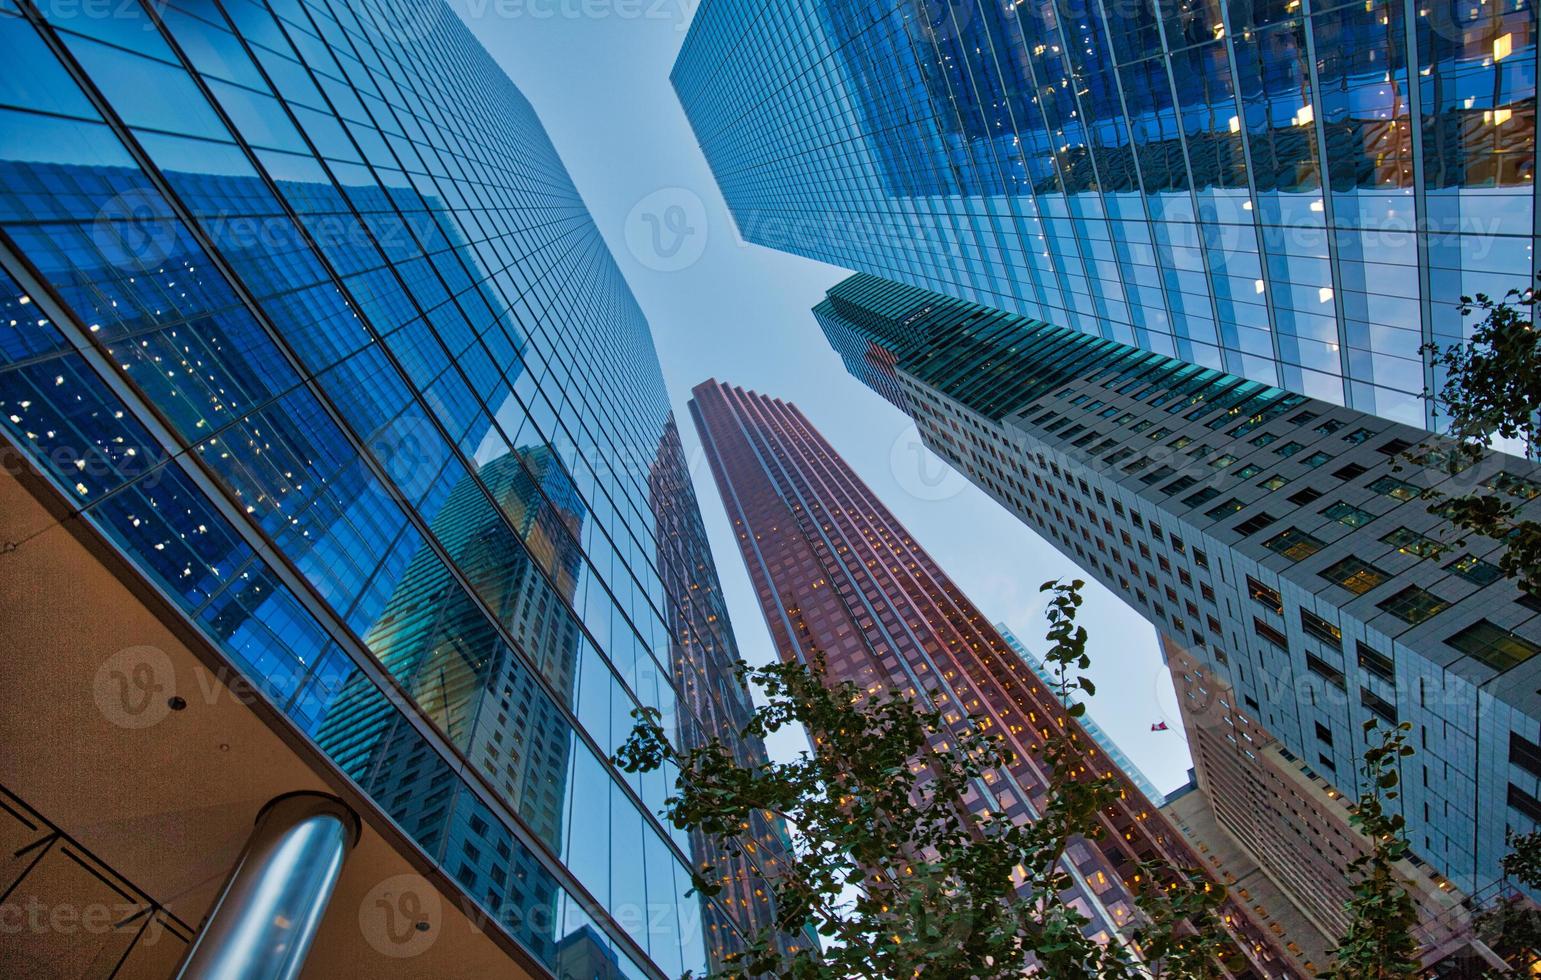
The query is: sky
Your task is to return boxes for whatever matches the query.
[449,0,1193,794]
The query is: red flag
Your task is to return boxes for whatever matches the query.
[1151,721,1170,731]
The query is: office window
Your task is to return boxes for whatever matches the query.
[1183,486,1221,508]
[1306,653,1346,688]
[1485,472,1541,501]
[1361,688,1398,724]
[1251,432,1279,448]
[1446,554,1503,586]
[1233,463,1263,479]
[1368,475,1419,501]
[1446,620,1541,672]
[1301,610,1344,650]
[1344,427,1375,445]
[1378,438,1414,456]
[1334,462,1369,481]
[1212,453,1239,469]
[1320,556,1389,594]
[1288,487,1324,506]
[1357,642,1395,683]
[1315,419,1347,436]
[1263,527,1326,561]
[1205,498,1245,519]
[1275,441,1306,458]
[1377,586,1452,625]
[1248,576,1284,614]
[1234,512,1277,537]
[1323,501,1375,528]
[1254,618,1290,651]
[1301,451,1333,468]
[1511,732,1541,781]
[1258,475,1288,491]
[1508,783,1541,823]
[1162,475,1199,496]
[1315,721,1334,745]
[1381,527,1444,558]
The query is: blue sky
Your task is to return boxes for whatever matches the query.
[450,0,1193,794]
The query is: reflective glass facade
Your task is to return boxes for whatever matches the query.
[675,0,1537,428]
[691,379,1300,979]
[814,270,1541,897]
[0,1,794,974]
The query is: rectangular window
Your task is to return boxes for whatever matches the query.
[1315,721,1334,745]
[1233,463,1263,479]
[1323,501,1375,528]
[1247,576,1284,614]
[1485,472,1541,501]
[1302,451,1333,468]
[1512,732,1541,781]
[1377,586,1452,625]
[1380,527,1444,558]
[1361,688,1398,724]
[1274,441,1306,458]
[1288,487,1324,506]
[1344,427,1374,445]
[1306,653,1346,688]
[1334,462,1369,481]
[1162,475,1199,496]
[1508,783,1541,823]
[1263,527,1326,561]
[1319,556,1390,595]
[1446,620,1541,672]
[1446,554,1503,586]
[1254,618,1290,651]
[1139,465,1175,485]
[1378,438,1413,456]
[1368,475,1419,501]
[1205,498,1245,519]
[1258,475,1288,491]
[1234,512,1277,537]
[1301,610,1344,650]
[1212,453,1239,469]
[1357,641,1395,683]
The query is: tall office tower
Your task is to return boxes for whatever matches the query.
[996,621,1170,806]
[1161,636,1467,972]
[674,0,1535,429]
[812,271,1541,901]
[690,379,1301,978]
[0,2,793,976]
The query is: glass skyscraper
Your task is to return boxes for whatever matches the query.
[812,270,1540,901]
[691,378,1301,978]
[674,0,1536,428]
[0,1,794,975]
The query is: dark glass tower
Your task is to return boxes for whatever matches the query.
[813,271,1541,899]
[675,0,1536,428]
[0,1,792,974]
[691,378,1301,978]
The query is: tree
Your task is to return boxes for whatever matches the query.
[615,581,1228,979]
[1319,720,1422,980]
[1416,280,1541,599]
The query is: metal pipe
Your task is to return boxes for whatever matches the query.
[177,792,359,980]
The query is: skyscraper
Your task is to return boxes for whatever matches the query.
[690,378,1300,977]
[674,0,1535,428]
[996,622,1169,807]
[811,271,1541,900]
[0,1,792,975]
